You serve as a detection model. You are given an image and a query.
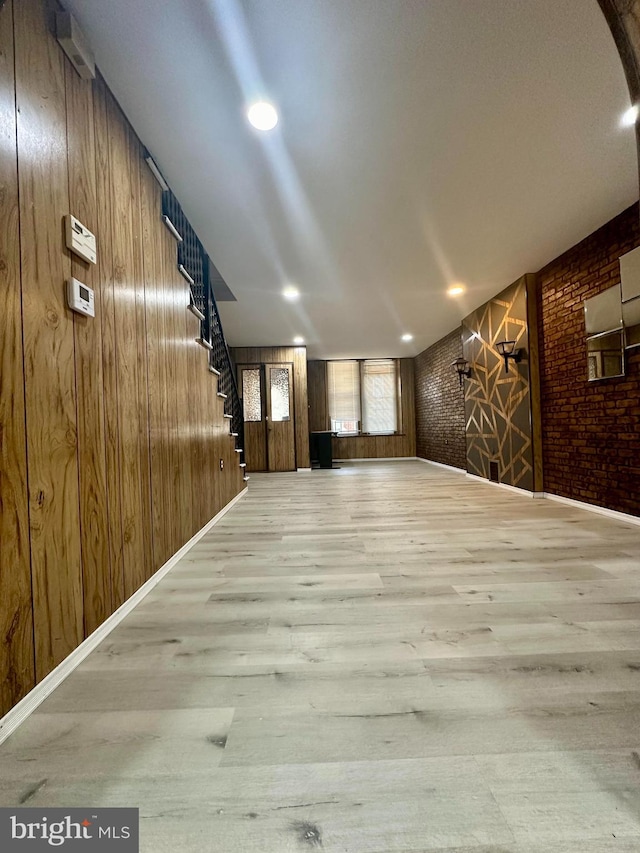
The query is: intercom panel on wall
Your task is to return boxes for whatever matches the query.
[65,214,97,265]
[67,278,95,317]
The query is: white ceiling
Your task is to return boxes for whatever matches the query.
[65,0,638,359]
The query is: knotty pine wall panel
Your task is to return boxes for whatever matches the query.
[0,0,245,716]
[64,62,112,635]
[0,0,35,716]
[15,0,84,679]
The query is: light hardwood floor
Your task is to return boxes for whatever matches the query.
[1,461,640,852]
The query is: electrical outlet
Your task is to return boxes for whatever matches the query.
[219,459,224,470]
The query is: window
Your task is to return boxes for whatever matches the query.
[362,359,397,434]
[327,359,399,435]
[327,360,361,435]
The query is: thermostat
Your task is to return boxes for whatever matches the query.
[67,277,95,317]
[65,214,97,264]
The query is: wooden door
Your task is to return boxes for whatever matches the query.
[265,363,295,472]
[238,364,267,472]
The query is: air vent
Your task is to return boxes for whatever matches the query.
[489,461,499,483]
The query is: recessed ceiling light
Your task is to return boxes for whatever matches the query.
[282,285,300,301]
[293,335,304,345]
[401,333,413,342]
[447,284,466,297]
[247,101,278,131]
[621,105,638,128]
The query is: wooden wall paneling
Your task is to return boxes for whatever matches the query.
[175,277,194,543]
[209,371,224,520]
[161,234,183,555]
[307,360,328,432]
[0,0,36,715]
[93,77,123,613]
[64,60,112,636]
[128,128,154,580]
[106,95,146,602]
[186,318,204,533]
[293,347,310,468]
[139,160,170,570]
[14,0,83,679]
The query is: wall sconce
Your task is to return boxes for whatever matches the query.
[452,357,471,388]
[496,340,523,374]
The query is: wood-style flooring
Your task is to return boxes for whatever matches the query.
[1,460,640,852]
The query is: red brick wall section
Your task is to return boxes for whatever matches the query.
[414,327,467,470]
[538,202,640,516]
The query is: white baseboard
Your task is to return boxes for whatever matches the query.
[297,467,312,472]
[0,487,248,746]
[543,492,640,526]
[465,472,540,498]
[416,458,466,474]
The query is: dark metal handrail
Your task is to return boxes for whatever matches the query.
[162,191,244,462]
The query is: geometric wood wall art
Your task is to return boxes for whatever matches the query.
[462,276,535,491]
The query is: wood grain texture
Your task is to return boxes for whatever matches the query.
[243,421,268,473]
[173,275,194,545]
[186,311,207,534]
[292,346,310,468]
[266,363,296,472]
[64,61,112,637]
[0,0,245,716]
[140,161,171,569]
[107,94,146,602]
[129,128,154,583]
[307,359,328,431]
[15,0,83,679]
[231,346,309,469]
[160,225,184,557]
[2,461,640,852]
[0,0,35,715]
[94,75,124,615]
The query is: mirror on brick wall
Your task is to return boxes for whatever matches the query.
[584,284,625,380]
[623,296,640,348]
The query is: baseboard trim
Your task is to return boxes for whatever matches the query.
[334,456,416,462]
[416,458,466,474]
[0,487,248,746]
[465,472,540,497]
[543,492,640,526]
[297,467,312,472]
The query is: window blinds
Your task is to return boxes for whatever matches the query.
[327,360,361,434]
[361,359,397,434]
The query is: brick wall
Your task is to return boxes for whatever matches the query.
[414,328,467,469]
[538,203,640,516]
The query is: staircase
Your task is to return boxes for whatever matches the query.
[162,190,246,476]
